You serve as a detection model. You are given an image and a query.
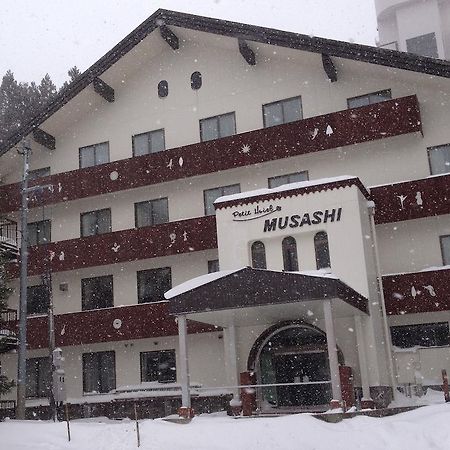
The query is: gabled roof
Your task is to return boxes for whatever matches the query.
[168,267,369,315]
[2,8,450,157]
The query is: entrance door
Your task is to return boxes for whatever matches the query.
[273,351,331,407]
[257,325,333,411]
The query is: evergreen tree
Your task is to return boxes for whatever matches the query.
[0,255,14,396]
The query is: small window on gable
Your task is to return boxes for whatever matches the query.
[314,231,331,269]
[133,129,165,156]
[347,90,392,109]
[158,80,168,98]
[191,71,202,90]
[251,241,266,269]
[268,171,309,189]
[263,96,302,128]
[406,33,439,58]
[282,236,299,272]
[428,144,450,175]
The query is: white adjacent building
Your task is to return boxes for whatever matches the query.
[0,9,449,418]
[376,0,450,59]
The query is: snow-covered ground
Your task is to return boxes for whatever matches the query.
[2,403,450,450]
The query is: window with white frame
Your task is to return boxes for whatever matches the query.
[132,129,165,156]
[347,89,392,109]
[26,357,50,398]
[390,322,449,348]
[406,33,439,58]
[263,96,302,128]
[428,144,450,175]
[81,275,114,311]
[200,112,236,142]
[140,350,176,383]
[81,208,111,237]
[27,220,51,247]
[203,184,240,216]
[83,351,116,393]
[79,142,110,168]
[268,171,309,189]
[135,198,169,228]
[137,268,172,304]
[441,235,450,266]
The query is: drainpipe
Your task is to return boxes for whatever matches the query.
[367,200,398,401]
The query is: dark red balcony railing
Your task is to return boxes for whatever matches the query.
[0,95,422,215]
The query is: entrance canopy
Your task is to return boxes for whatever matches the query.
[166,267,368,327]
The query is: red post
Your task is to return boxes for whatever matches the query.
[339,366,355,410]
[240,372,256,416]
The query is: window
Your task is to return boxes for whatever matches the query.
[208,259,220,273]
[347,89,392,109]
[391,322,449,349]
[137,268,171,304]
[191,71,202,90]
[203,184,240,216]
[135,198,169,228]
[200,112,236,142]
[158,80,168,98]
[26,357,50,398]
[83,351,116,393]
[29,167,50,181]
[79,142,110,169]
[428,144,450,175]
[441,235,450,266]
[282,237,299,271]
[263,96,302,128]
[268,171,309,189]
[314,232,331,269]
[80,208,111,237]
[81,275,113,311]
[27,284,49,315]
[251,241,266,269]
[132,129,165,156]
[140,350,176,383]
[406,33,439,58]
[27,220,51,247]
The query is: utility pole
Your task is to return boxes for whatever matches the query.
[16,140,31,420]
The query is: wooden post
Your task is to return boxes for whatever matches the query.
[442,370,449,402]
[65,403,71,442]
[134,403,141,448]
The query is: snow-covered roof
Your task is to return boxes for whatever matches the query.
[214,175,359,204]
[164,269,243,299]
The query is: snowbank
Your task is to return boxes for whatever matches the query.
[2,403,450,450]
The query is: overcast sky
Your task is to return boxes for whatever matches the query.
[0,0,378,87]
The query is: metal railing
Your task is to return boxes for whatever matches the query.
[0,219,18,246]
[0,308,17,323]
[0,400,16,410]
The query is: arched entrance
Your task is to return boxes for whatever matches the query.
[248,321,343,411]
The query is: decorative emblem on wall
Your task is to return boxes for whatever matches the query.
[240,144,251,154]
[113,319,122,330]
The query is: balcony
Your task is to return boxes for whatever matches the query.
[0,219,18,261]
[5,303,217,350]
[0,308,18,353]
[0,95,422,215]
[383,267,450,315]
[371,174,450,224]
[7,215,217,278]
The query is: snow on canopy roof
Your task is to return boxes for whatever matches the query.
[164,269,243,299]
[165,267,339,300]
[214,175,359,204]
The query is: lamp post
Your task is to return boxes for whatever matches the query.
[16,140,31,420]
[16,139,54,420]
